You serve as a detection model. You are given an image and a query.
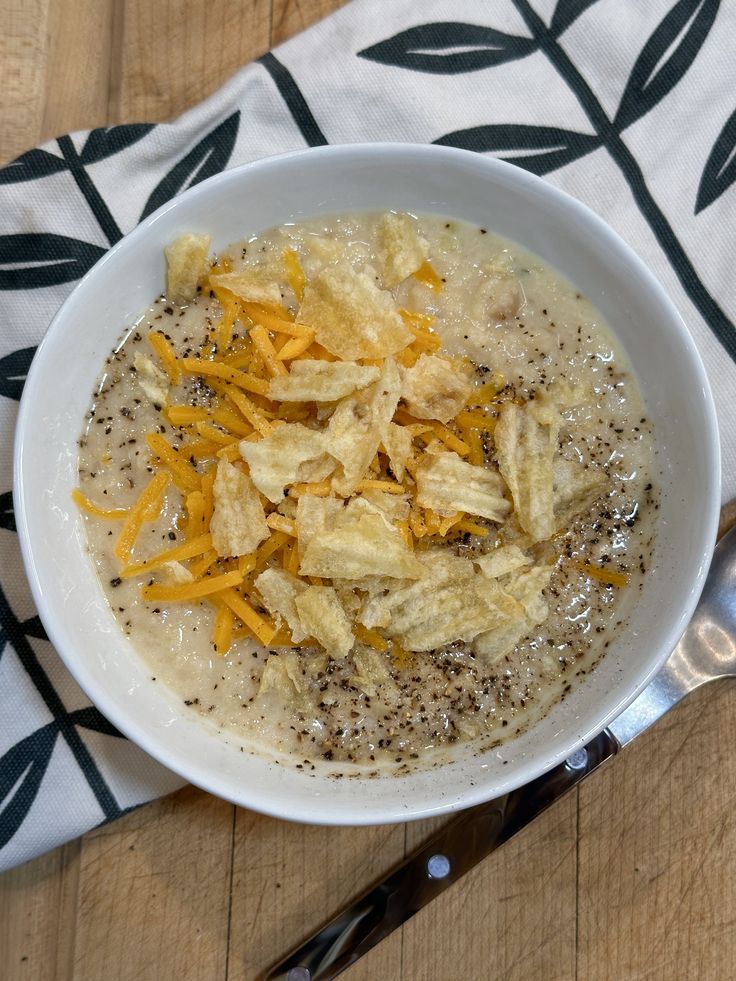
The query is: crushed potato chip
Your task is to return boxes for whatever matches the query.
[473,565,554,662]
[299,497,425,580]
[268,360,380,402]
[133,352,169,407]
[327,359,401,495]
[297,261,413,360]
[376,212,429,287]
[210,459,269,557]
[359,488,411,522]
[254,567,309,643]
[258,652,303,696]
[553,458,607,530]
[415,448,511,521]
[381,422,412,481]
[474,545,530,580]
[294,585,354,658]
[239,423,334,503]
[277,496,298,519]
[400,354,473,423]
[305,235,345,265]
[165,233,211,305]
[512,565,554,622]
[209,268,283,308]
[295,494,345,557]
[332,581,364,618]
[494,401,559,542]
[349,648,390,697]
[360,550,523,650]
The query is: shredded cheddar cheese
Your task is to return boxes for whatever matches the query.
[283,248,306,302]
[225,386,272,436]
[181,357,270,396]
[114,470,171,562]
[571,561,630,588]
[142,569,244,602]
[146,433,200,492]
[266,513,298,536]
[412,260,444,291]
[121,532,213,578]
[165,405,209,426]
[148,331,182,383]
[219,588,277,646]
[212,603,234,655]
[189,550,218,579]
[250,324,288,377]
[353,623,388,653]
[72,489,130,520]
[275,332,315,361]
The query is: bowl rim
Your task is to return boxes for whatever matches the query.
[13,142,721,824]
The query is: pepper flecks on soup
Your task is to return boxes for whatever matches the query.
[75,212,658,772]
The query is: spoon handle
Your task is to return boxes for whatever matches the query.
[265,729,619,981]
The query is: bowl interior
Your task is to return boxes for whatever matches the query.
[14,144,719,823]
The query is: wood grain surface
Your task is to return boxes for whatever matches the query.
[1,2,735,979]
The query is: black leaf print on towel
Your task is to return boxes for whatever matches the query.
[20,616,48,641]
[0,585,121,827]
[0,148,67,185]
[0,234,106,290]
[68,706,123,739]
[549,0,601,37]
[57,136,123,247]
[512,0,736,363]
[140,111,240,221]
[80,125,156,165]
[0,346,35,401]
[434,124,601,175]
[258,54,328,147]
[614,0,720,131]
[0,492,15,532]
[0,723,58,851]
[696,106,736,213]
[358,22,536,74]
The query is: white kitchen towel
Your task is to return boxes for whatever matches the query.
[1,0,734,871]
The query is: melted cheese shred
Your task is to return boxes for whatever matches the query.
[114,471,171,562]
[72,489,130,520]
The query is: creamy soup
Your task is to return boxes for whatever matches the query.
[76,212,658,774]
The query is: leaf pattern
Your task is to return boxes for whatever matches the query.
[0,580,123,862]
[359,22,536,74]
[68,706,123,739]
[0,346,35,400]
[614,0,720,131]
[433,124,602,175]
[0,725,58,851]
[258,54,327,146]
[140,112,240,221]
[696,106,736,213]
[0,149,67,185]
[550,0,601,37]
[80,125,156,165]
[0,492,14,533]
[20,615,48,641]
[0,235,106,291]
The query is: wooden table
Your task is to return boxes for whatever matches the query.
[2,2,735,978]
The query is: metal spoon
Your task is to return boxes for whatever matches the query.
[267,521,735,981]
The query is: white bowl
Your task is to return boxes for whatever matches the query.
[14,144,720,824]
